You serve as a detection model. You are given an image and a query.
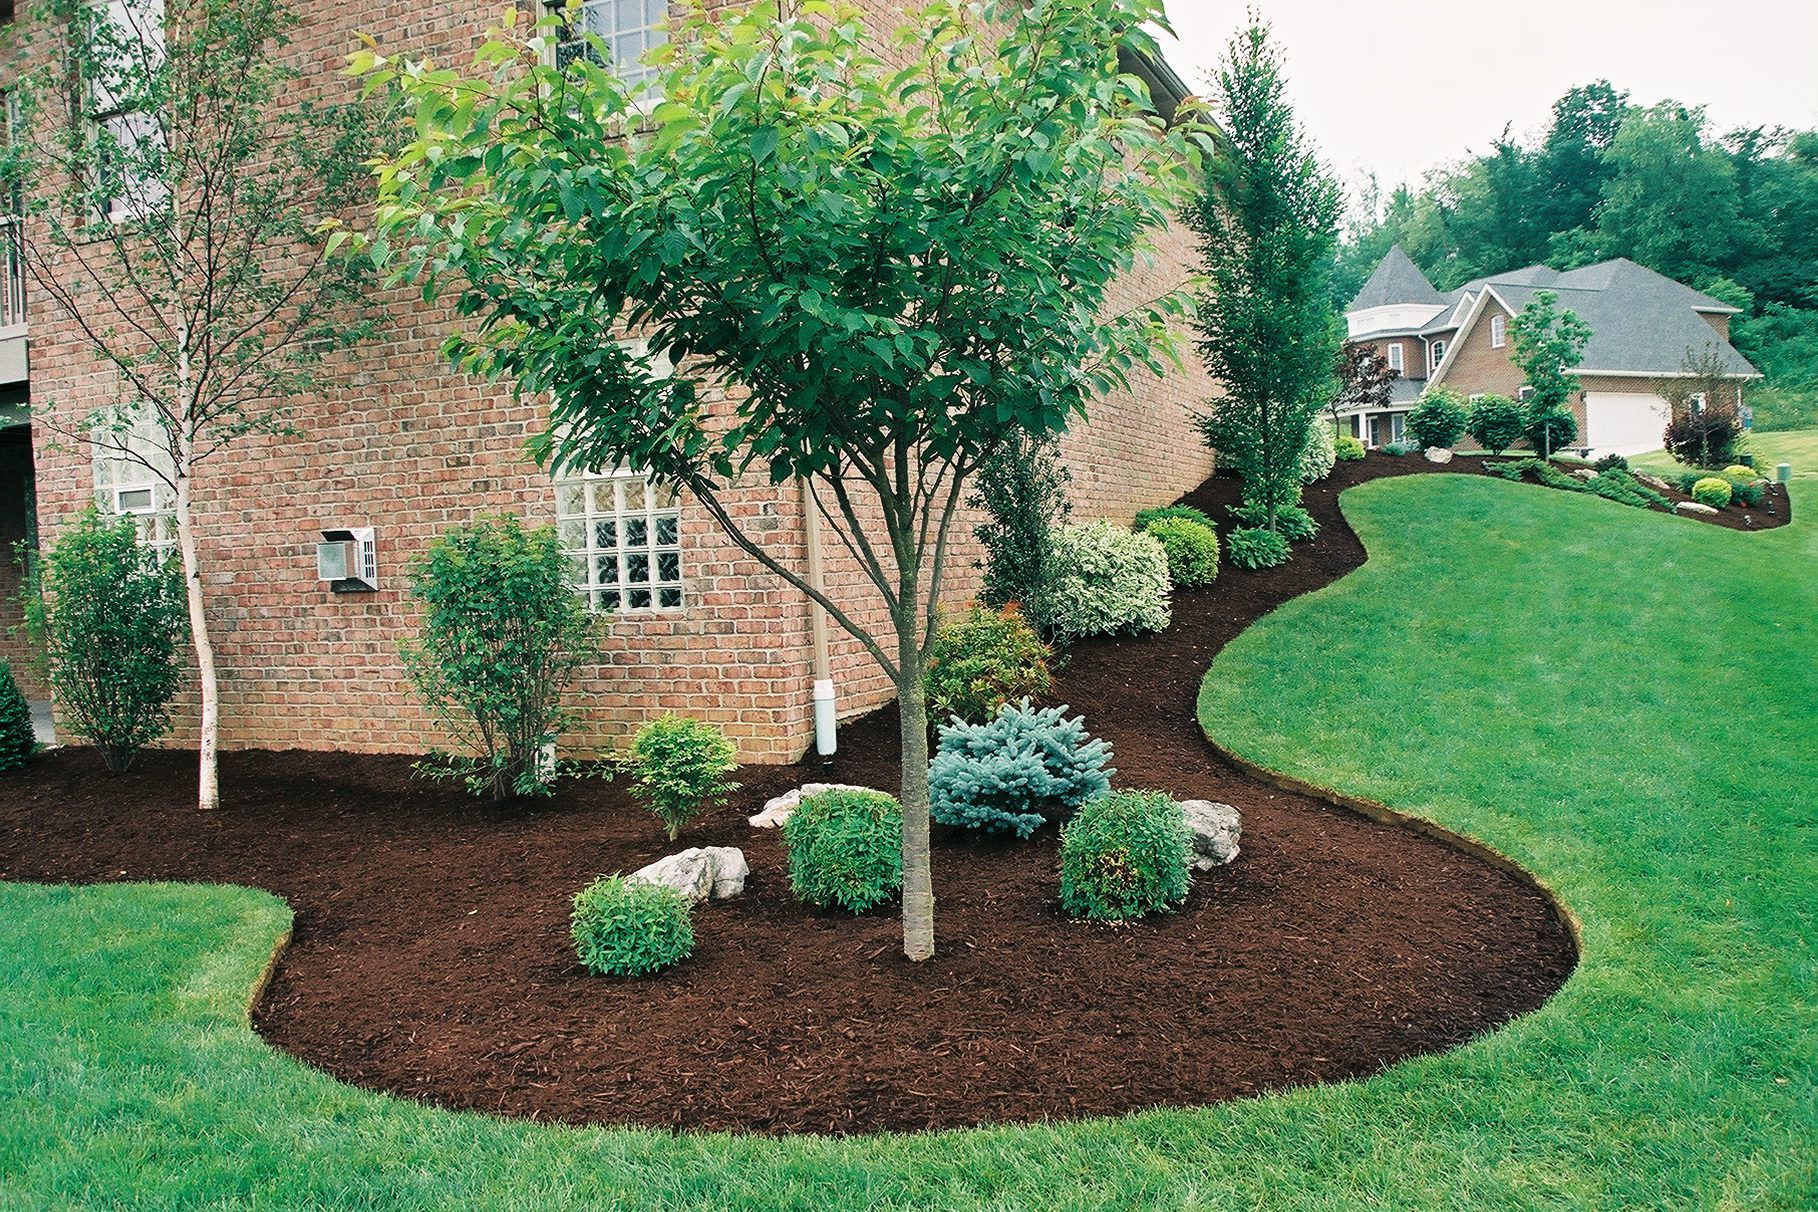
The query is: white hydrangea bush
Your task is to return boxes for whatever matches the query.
[1045,521,1172,643]
[1300,420,1337,483]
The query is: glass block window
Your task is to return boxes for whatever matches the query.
[552,0,668,94]
[91,406,177,558]
[556,470,682,612]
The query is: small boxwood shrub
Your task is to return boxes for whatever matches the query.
[930,700,1113,837]
[783,788,904,912]
[1335,435,1366,461]
[1142,517,1220,588]
[1045,521,1171,644]
[1692,477,1734,508]
[1300,422,1336,483]
[1227,501,1317,542]
[570,876,694,977]
[1059,790,1191,922]
[626,715,739,841]
[1134,503,1215,531]
[1226,527,1291,570]
[1466,393,1526,454]
[0,661,34,773]
[925,604,1053,723]
[1408,387,1469,449]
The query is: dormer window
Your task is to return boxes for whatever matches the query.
[1490,314,1507,348]
[1386,342,1404,373]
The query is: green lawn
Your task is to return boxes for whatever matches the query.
[1629,425,1818,482]
[4,476,1815,1209]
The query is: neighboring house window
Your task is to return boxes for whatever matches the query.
[1490,315,1506,348]
[92,409,176,558]
[1689,392,1707,414]
[552,339,682,612]
[1385,342,1403,373]
[1429,339,1447,371]
[1390,413,1405,444]
[0,92,22,330]
[1517,386,1535,403]
[90,0,168,223]
[551,0,667,94]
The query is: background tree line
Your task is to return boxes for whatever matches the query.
[1333,81,1818,431]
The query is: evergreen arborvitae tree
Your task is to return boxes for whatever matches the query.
[0,661,33,771]
[972,433,1071,632]
[1189,21,1342,534]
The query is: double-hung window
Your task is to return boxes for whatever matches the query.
[1429,339,1447,372]
[1490,314,1507,348]
[89,0,167,223]
[552,339,683,613]
[551,0,668,95]
[1385,342,1403,373]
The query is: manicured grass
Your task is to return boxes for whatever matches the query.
[4,475,1814,1208]
[1629,425,1818,481]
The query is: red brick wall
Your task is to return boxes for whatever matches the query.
[17,0,1215,763]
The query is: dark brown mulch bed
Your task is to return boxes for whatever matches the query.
[1473,456,1791,531]
[0,455,1580,1136]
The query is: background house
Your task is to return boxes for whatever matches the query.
[1341,245,1759,454]
[0,0,1216,763]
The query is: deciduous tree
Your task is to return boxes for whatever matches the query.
[1508,289,1591,456]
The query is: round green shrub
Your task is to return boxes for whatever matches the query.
[1059,790,1191,922]
[930,700,1113,837]
[1334,435,1366,461]
[1227,501,1318,542]
[1045,521,1171,644]
[783,788,904,912]
[1692,477,1734,508]
[1524,406,1579,457]
[1466,393,1526,454]
[1142,517,1219,588]
[1299,422,1337,483]
[1408,387,1469,449]
[0,661,34,773]
[1226,527,1291,570]
[1133,503,1215,531]
[1720,464,1757,482]
[570,876,694,977]
[925,603,1052,723]
[626,715,740,841]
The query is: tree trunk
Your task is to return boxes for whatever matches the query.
[174,457,220,812]
[897,657,935,962]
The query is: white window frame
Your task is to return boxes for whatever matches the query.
[1390,413,1406,444]
[1385,342,1404,373]
[89,0,168,225]
[1689,392,1707,414]
[1517,386,1535,403]
[552,337,683,614]
[548,0,668,99]
[1490,314,1507,349]
[1429,339,1447,372]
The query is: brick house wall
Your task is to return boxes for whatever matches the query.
[13,0,1216,763]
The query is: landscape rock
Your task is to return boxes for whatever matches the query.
[749,782,875,828]
[1178,799,1242,870]
[1674,500,1720,515]
[627,846,748,903]
[1424,447,1454,464]
[1635,472,1673,492]
[1569,467,1599,481]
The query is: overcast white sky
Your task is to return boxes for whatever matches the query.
[1157,1,1818,218]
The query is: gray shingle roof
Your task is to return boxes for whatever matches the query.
[1481,267,1756,377]
[1349,245,1444,310]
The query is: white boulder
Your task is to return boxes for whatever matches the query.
[1424,447,1454,464]
[627,846,748,903]
[1178,800,1242,870]
[749,783,875,828]
[1570,467,1599,481]
[1675,500,1720,516]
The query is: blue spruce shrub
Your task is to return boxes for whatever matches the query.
[929,700,1114,838]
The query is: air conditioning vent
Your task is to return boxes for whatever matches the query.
[317,527,377,592]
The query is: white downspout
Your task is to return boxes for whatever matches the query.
[800,477,836,757]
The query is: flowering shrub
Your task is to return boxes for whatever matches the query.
[626,715,739,841]
[1408,386,1469,449]
[784,788,903,912]
[924,604,1053,723]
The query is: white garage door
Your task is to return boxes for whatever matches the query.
[1583,392,1672,457]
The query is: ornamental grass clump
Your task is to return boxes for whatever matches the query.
[626,715,739,841]
[570,875,694,977]
[783,788,904,913]
[0,662,33,773]
[1692,477,1734,508]
[930,700,1113,837]
[924,604,1053,723]
[22,507,187,772]
[1059,790,1191,922]
[1141,517,1220,588]
[404,515,598,802]
[1045,521,1171,644]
